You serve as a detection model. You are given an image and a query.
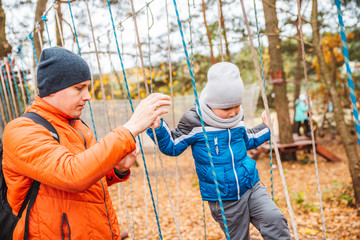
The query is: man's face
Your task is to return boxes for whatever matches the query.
[50,80,91,118]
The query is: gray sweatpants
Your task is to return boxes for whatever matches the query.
[208,182,291,240]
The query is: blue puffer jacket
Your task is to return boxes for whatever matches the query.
[147,106,270,201]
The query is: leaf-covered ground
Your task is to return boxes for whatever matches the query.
[109,134,360,239]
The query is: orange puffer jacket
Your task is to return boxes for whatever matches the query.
[3,96,136,240]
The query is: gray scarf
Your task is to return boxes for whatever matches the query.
[197,94,243,129]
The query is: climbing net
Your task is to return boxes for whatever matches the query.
[0,0,358,239]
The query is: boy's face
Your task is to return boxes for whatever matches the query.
[211,106,241,119]
[46,80,91,118]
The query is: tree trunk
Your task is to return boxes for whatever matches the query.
[219,0,231,62]
[312,0,360,215]
[55,1,63,47]
[262,0,295,161]
[201,0,216,64]
[0,0,11,59]
[34,0,48,60]
[293,0,302,131]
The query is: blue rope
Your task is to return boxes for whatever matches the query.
[67,1,81,56]
[106,1,163,239]
[67,0,98,142]
[17,46,32,105]
[335,0,360,147]
[171,0,230,239]
[0,73,9,122]
[0,110,4,131]
[253,0,274,201]
[28,34,39,66]
[202,201,207,240]
[41,15,52,47]
[2,66,16,119]
[8,56,23,113]
[187,0,195,75]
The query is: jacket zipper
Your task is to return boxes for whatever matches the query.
[69,120,114,239]
[214,137,219,154]
[100,180,114,239]
[228,129,240,200]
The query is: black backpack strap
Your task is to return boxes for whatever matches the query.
[22,112,59,143]
[20,112,60,240]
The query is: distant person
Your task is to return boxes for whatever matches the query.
[295,93,310,136]
[147,62,291,239]
[2,46,171,239]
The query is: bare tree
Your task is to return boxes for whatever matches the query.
[33,0,48,60]
[0,0,11,59]
[201,0,216,64]
[262,0,295,161]
[311,0,360,215]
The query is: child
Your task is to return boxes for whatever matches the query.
[147,62,291,239]
[295,93,310,136]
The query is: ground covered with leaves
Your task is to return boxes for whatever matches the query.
[109,134,360,239]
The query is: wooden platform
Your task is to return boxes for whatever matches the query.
[249,134,341,162]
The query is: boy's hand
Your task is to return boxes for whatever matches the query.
[152,117,161,129]
[261,110,272,128]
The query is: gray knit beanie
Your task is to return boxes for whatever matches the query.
[37,46,91,98]
[202,62,244,109]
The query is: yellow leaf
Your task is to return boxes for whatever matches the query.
[299,228,319,235]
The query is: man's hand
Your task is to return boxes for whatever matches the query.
[115,147,139,172]
[123,93,171,137]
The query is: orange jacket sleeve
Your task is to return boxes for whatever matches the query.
[3,118,136,192]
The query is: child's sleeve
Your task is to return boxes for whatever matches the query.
[244,122,270,150]
[146,118,196,156]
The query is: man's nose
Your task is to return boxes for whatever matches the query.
[83,91,91,101]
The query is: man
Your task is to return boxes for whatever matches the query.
[2,46,170,239]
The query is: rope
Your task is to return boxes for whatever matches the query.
[106,1,163,239]
[145,4,161,218]
[4,63,19,117]
[129,0,182,238]
[120,183,133,240]
[216,0,224,61]
[28,34,39,66]
[187,1,207,237]
[67,0,98,142]
[252,0,274,201]
[17,46,31,105]
[53,3,65,46]
[15,63,27,110]
[0,70,10,122]
[296,0,327,238]
[238,1,299,239]
[171,0,231,239]
[129,176,136,239]
[187,0,195,74]
[164,0,181,232]
[2,66,16,119]
[202,201,207,240]
[35,23,44,51]
[335,0,360,147]
[41,15,51,47]
[8,56,23,113]
[85,0,113,132]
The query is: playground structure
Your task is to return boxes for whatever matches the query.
[0,0,359,239]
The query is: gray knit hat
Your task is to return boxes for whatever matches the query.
[37,46,91,97]
[201,62,244,109]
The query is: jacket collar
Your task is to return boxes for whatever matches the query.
[27,95,77,122]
